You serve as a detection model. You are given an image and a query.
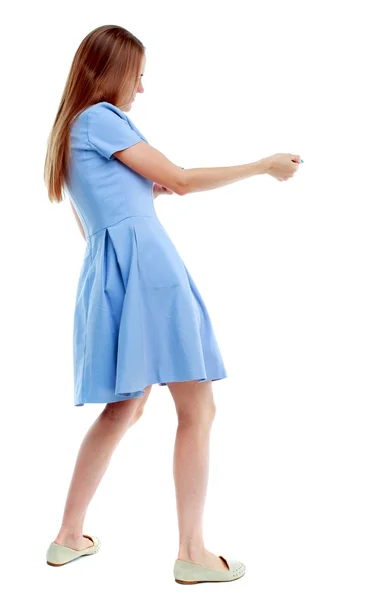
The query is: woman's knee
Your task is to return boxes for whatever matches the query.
[101,385,152,426]
[167,380,216,425]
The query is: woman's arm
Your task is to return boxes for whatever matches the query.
[69,199,86,241]
[113,143,269,196]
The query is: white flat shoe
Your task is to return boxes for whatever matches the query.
[46,534,101,566]
[174,555,246,584]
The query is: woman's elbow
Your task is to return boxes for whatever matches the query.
[176,171,189,196]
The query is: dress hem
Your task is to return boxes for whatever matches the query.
[74,374,228,406]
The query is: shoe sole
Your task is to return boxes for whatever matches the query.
[175,573,246,584]
[46,555,94,567]
[46,553,95,567]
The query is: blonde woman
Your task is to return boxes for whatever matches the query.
[43,24,301,584]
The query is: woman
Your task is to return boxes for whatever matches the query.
[43,24,301,584]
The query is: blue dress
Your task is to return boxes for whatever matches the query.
[66,101,227,406]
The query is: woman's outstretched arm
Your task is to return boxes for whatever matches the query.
[113,142,270,196]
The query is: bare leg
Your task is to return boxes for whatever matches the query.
[52,386,152,550]
[168,380,229,571]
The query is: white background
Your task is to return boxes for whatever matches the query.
[1,0,390,598]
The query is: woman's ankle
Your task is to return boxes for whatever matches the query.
[54,525,84,543]
[178,539,206,562]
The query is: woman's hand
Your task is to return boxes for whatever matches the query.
[152,182,174,199]
[262,153,302,181]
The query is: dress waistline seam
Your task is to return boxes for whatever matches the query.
[89,215,156,238]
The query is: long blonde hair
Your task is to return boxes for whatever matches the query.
[44,25,145,203]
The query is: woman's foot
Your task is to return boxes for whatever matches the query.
[177,549,230,572]
[53,535,95,551]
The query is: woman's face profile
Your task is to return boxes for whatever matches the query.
[119,54,146,112]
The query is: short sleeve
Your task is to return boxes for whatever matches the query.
[87,103,143,160]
